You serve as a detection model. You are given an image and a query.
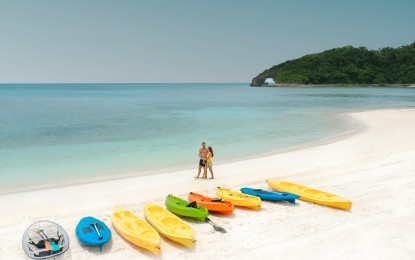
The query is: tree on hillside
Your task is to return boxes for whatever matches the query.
[251,43,415,86]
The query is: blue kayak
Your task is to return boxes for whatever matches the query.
[240,187,300,204]
[76,216,111,252]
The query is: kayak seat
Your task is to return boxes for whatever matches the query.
[29,239,46,249]
[186,201,198,208]
[29,234,62,248]
[82,227,92,233]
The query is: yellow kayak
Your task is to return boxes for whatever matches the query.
[111,208,161,255]
[266,180,352,210]
[144,203,195,248]
[216,187,261,210]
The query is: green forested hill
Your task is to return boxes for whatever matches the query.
[251,43,415,86]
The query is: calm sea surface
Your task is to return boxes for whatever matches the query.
[1,83,414,193]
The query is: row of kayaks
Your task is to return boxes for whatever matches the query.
[22,180,352,258]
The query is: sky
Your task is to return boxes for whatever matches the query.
[0,0,414,83]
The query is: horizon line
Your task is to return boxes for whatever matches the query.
[0,82,250,85]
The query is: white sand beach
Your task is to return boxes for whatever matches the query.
[1,109,414,260]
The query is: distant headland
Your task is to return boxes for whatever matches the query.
[251,42,415,87]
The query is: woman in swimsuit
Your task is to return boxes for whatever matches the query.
[204,146,214,179]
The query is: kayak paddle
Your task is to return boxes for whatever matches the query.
[206,218,227,233]
[91,223,103,239]
[91,222,104,252]
[37,229,60,251]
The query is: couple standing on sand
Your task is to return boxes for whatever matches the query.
[194,142,214,179]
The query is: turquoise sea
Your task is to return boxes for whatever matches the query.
[1,83,415,193]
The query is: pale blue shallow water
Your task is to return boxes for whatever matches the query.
[1,83,414,193]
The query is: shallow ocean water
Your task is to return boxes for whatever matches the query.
[1,83,414,193]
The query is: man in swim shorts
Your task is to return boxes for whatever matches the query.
[194,142,208,179]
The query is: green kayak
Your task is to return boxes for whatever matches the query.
[165,194,209,222]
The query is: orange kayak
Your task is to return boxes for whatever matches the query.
[188,192,235,215]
